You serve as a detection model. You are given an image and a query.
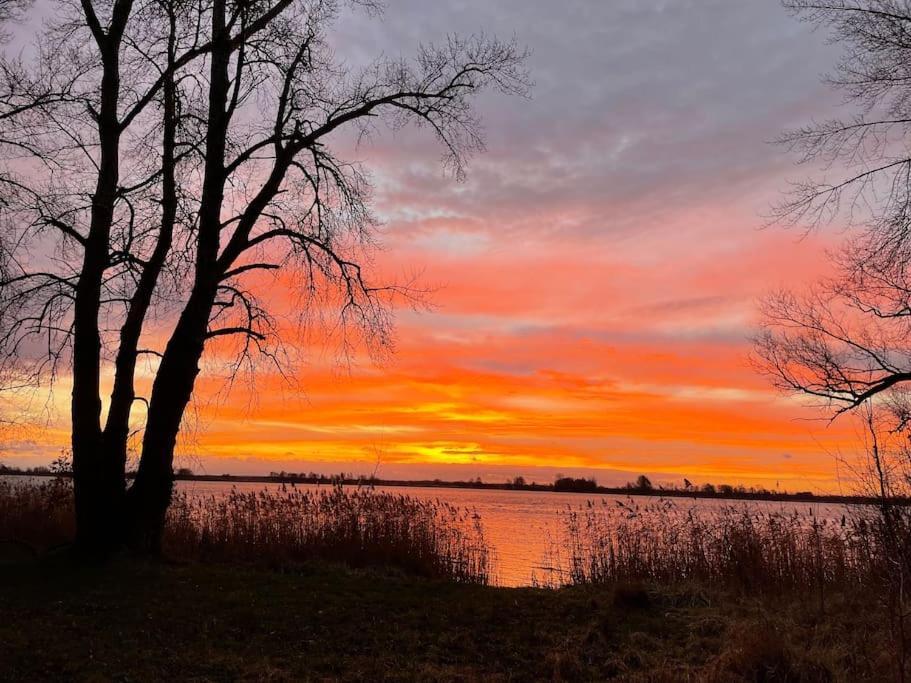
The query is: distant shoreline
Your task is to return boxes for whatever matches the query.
[2,469,899,506]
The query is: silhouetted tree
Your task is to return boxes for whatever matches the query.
[773,2,911,238]
[0,0,528,552]
[757,2,911,427]
[554,476,598,493]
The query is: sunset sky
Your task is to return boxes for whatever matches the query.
[1,1,870,491]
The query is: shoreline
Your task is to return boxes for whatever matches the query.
[2,469,895,506]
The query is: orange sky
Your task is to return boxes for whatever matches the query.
[168,222,856,492]
[0,2,873,492]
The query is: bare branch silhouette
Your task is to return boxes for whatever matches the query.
[0,0,528,551]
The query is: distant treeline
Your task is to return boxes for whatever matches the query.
[1,463,903,505]
[259,471,893,504]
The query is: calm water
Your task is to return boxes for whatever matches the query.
[174,481,852,587]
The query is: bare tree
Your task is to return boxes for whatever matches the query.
[0,0,529,552]
[756,239,911,413]
[758,12,911,663]
[775,2,911,241]
[757,2,911,423]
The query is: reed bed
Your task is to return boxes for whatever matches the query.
[555,497,907,594]
[0,479,491,583]
[0,477,74,554]
[164,485,492,584]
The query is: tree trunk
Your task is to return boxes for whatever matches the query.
[127,288,213,551]
[71,234,111,553]
[71,32,129,555]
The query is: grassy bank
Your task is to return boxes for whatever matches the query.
[0,478,904,679]
[0,556,893,681]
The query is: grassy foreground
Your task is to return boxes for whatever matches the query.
[0,556,890,681]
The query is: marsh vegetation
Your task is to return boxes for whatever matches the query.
[2,477,911,680]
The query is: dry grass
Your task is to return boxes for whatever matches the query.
[3,558,892,681]
[1,480,907,678]
[164,484,491,583]
[0,479,491,584]
[544,497,911,678]
[552,498,904,594]
[0,478,74,556]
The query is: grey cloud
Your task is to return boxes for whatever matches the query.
[332,1,843,240]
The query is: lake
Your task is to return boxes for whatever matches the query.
[174,481,852,587]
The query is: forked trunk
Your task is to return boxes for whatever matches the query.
[126,0,231,552]
[105,22,181,553]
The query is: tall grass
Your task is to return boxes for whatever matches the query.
[164,485,491,583]
[0,479,491,584]
[0,477,74,554]
[554,498,904,594]
[549,497,911,679]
